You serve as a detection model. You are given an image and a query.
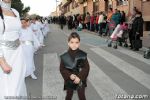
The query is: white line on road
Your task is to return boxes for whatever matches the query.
[43,53,65,100]
[88,58,130,100]
[91,48,150,90]
[117,48,150,65]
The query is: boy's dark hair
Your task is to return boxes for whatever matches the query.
[68,32,80,42]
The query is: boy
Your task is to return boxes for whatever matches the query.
[60,32,90,100]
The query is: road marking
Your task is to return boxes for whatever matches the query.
[43,53,65,100]
[91,48,150,90]
[88,58,129,100]
[118,48,150,65]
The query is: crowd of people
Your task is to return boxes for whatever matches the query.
[0,0,50,99]
[51,7,143,51]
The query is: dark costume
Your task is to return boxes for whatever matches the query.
[59,15,66,30]
[60,48,90,100]
[129,16,143,50]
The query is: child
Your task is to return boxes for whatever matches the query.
[110,22,128,40]
[77,22,83,31]
[20,18,39,79]
[60,32,90,100]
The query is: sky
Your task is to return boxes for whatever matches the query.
[21,0,61,16]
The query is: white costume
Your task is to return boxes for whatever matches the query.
[30,22,43,45]
[0,8,27,99]
[19,27,40,77]
[43,20,49,37]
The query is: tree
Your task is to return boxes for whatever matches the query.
[11,0,30,17]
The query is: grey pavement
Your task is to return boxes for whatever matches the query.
[25,24,150,100]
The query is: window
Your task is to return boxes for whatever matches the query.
[72,1,74,9]
[75,1,79,7]
[67,5,70,12]
[117,0,128,6]
[72,0,79,9]
[93,1,99,13]
[83,6,87,14]
[108,0,113,8]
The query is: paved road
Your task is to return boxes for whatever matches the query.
[26,24,150,100]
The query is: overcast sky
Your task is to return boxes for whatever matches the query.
[21,0,61,16]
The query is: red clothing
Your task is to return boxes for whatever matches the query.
[90,16,95,24]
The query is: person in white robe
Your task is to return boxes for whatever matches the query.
[30,18,44,47]
[43,19,50,37]
[19,18,40,79]
[35,18,45,46]
[0,0,27,99]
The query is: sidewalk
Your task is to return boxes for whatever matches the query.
[141,31,150,48]
[82,29,150,49]
[54,24,150,50]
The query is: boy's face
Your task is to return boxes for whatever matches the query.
[68,38,80,50]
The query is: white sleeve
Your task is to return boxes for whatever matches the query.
[31,29,40,49]
[0,19,4,57]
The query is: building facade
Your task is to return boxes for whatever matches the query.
[58,0,150,31]
[129,0,150,31]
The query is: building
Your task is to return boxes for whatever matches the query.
[50,11,57,17]
[59,0,150,31]
[60,0,129,15]
[129,0,150,31]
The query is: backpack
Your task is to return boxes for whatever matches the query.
[143,48,150,59]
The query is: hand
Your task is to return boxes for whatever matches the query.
[70,74,76,80]
[1,63,12,74]
[0,58,12,74]
[73,77,81,84]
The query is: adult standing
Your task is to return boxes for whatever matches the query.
[59,14,65,30]
[120,11,126,24]
[85,12,91,30]
[111,9,121,26]
[0,0,27,99]
[130,11,143,51]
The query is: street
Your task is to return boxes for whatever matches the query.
[25,24,150,100]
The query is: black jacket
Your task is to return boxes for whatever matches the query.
[60,49,90,90]
[132,16,144,37]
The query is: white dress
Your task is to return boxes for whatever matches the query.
[0,8,27,99]
[19,27,39,77]
[43,20,50,36]
[36,21,44,45]
[31,21,44,45]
